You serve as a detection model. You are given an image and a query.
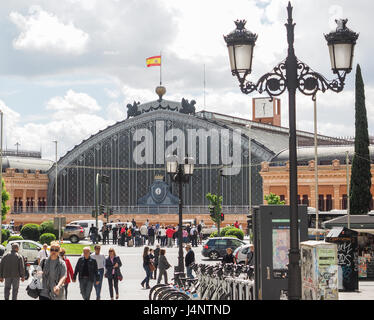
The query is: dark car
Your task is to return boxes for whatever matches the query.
[202,237,246,260]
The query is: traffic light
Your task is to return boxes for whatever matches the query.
[91,209,96,218]
[220,212,225,221]
[247,214,252,229]
[209,205,215,218]
[99,204,105,215]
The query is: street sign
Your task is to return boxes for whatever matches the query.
[53,217,66,229]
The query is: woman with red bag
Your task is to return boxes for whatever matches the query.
[59,248,74,300]
[105,248,123,300]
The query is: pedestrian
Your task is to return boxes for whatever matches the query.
[159,226,166,247]
[166,226,174,248]
[91,245,106,300]
[145,219,149,227]
[153,244,160,280]
[120,225,126,246]
[148,225,155,246]
[126,227,132,246]
[182,228,189,244]
[72,247,100,300]
[197,223,202,244]
[140,224,148,245]
[18,223,23,233]
[234,220,240,229]
[102,223,109,245]
[38,241,67,300]
[38,243,49,265]
[157,249,171,284]
[222,248,236,264]
[246,245,254,266]
[131,218,136,228]
[172,227,178,246]
[59,248,74,300]
[112,224,118,245]
[105,248,122,300]
[140,246,152,289]
[185,244,195,279]
[190,225,198,247]
[89,224,98,244]
[0,243,25,300]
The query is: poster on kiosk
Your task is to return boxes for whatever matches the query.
[300,241,339,300]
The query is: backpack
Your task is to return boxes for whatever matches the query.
[193,229,198,236]
[127,229,132,237]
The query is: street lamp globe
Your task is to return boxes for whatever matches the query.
[166,154,178,174]
[325,19,359,74]
[183,156,195,176]
[223,19,258,83]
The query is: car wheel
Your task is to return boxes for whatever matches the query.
[70,235,79,243]
[209,251,219,260]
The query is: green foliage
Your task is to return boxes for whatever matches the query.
[350,64,372,214]
[220,226,234,236]
[206,192,223,225]
[225,228,244,240]
[7,235,24,242]
[39,233,56,245]
[40,220,60,238]
[264,193,285,205]
[20,224,41,242]
[1,179,10,221]
[1,229,10,242]
[224,235,238,239]
[209,231,218,238]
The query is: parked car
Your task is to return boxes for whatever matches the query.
[233,244,253,264]
[5,240,43,264]
[69,219,104,241]
[62,224,85,243]
[202,237,246,260]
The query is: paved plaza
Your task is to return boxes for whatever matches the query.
[0,241,373,300]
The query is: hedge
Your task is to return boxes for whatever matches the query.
[1,229,10,242]
[40,220,59,239]
[20,224,41,242]
[40,233,56,245]
[225,228,244,240]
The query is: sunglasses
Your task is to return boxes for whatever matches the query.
[50,248,59,252]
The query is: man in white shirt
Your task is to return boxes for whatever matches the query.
[91,245,106,300]
[140,224,148,245]
[38,244,49,265]
[190,226,198,247]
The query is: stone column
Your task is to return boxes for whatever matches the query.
[35,189,39,212]
[333,185,340,210]
[22,189,27,212]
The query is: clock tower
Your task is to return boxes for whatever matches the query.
[252,97,281,126]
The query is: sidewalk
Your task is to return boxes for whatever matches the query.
[339,281,374,300]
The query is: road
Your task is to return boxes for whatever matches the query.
[0,240,373,300]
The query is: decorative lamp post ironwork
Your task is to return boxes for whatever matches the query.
[166,155,195,273]
[224,2,358,300]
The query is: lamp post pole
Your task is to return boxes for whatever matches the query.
[177,166,184,273]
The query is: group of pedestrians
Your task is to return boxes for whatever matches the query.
[140,244,196,289]
[0,241,123,300]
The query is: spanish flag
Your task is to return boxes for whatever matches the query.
[146,55,161,67]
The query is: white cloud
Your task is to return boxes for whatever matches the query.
[46,89,101,114]
[10,5,89,55]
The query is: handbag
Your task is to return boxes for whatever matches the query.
[26,285,40,299]
[149,262,155,272]
[115,268,123,281]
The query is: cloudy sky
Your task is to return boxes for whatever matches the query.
[0,0,373,160]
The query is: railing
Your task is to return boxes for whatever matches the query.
[11,205,251,215]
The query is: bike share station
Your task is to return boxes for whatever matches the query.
[252,205,308,300]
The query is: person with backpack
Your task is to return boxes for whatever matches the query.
[101,223,109,245]
[190,225,198,247]
[38,241,67,300]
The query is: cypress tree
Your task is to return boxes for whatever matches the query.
[349,64,372,214]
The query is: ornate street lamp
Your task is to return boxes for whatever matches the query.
[166,155,195,274]
[224,2,358,300]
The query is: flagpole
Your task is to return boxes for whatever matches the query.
[160,51,162,85]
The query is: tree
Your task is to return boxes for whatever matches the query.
[350,64,372,214]
[1,179,10,221]
[264,193,285,205]
[206,192,223,236]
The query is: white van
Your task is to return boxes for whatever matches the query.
[5,240,43,264]
[69,220,104,241]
